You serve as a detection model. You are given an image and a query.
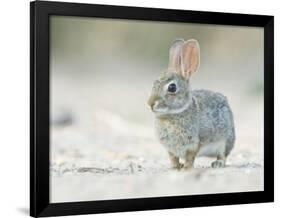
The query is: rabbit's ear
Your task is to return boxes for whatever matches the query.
[168,39,185,73]
[181,39,200,80]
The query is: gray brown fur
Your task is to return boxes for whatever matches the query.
[147,39,235,169]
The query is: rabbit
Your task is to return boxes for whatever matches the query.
[147,39,235,169]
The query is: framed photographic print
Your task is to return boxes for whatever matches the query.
[30,1,274,217]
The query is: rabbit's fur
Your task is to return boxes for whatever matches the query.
[147,39,235,169]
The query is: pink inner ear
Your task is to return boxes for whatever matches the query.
[181,41,199,78]
[168,39,184,73]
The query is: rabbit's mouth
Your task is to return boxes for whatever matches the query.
[153,106,169,114]
[148,100,168,114]
[151,98,192,115]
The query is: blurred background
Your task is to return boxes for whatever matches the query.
[50,16,264,203]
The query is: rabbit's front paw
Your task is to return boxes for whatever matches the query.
[182,150,197,170]
[168,152,183,170]
[171,162,184,170]
[211,160,225,168]
[182,162,194,170]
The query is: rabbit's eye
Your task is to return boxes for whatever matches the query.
[167,83,177,93]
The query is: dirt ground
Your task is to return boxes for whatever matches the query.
[50,75,264,203]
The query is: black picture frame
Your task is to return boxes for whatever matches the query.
[30,1,274,217]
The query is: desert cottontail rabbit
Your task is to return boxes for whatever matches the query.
[147,39,235,169]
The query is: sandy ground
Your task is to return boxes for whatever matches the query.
[50,75,264,202]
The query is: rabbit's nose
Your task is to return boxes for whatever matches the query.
[146,101,155,110]
[147,96,157,110]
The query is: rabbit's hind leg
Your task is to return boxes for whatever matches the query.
[211,134,234,168]
[211,153,226,168]
[168,152,183,169]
